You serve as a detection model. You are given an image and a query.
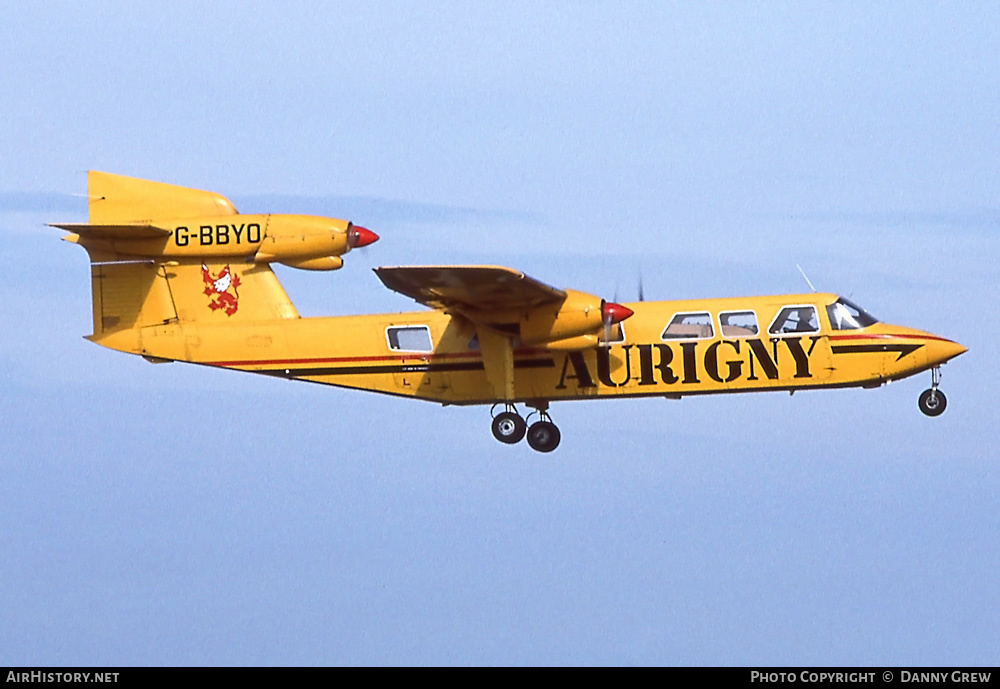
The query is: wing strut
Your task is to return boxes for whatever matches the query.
[476,327,515,402]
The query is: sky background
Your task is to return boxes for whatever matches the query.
[1,1,998,666]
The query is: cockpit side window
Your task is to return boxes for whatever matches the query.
[386,325,433,352]
[826,297,879,330]
[662,312,714,340]
[768,305,820,335]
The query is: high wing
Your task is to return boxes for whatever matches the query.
[375,265,634,402]
[375,265,569,402]
[373,265,566,313]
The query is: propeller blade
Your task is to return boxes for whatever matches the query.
[601,301,634,324]
[601,299,610,346]
[600,300,634,346]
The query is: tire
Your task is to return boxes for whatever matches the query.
[918,389,947,417]
[526,420,561,453]
[492,411,526,444]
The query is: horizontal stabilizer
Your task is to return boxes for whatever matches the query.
[49,222,171,240]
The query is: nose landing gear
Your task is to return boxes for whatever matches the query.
[489,402,561,452]
[918,367,947,417]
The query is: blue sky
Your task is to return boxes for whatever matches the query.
[1,2,998,665]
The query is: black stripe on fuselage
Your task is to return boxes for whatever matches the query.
[831,343,923,361]
[253,358,555,379]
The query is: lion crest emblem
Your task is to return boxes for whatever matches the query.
[201,264,241,316]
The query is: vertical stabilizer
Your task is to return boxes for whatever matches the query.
[87,171,238,224]
[88,261,300,341]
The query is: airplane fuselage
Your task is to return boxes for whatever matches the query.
[94,291,965,406]
[60,173,968,452]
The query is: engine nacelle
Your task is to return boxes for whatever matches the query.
[51,172,379,266]
[540,334,600,351]
[520,289,632,346]
[57,213,377,264]
[279,256,344,271]
[254,215,351,262]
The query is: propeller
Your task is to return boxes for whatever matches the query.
[347,223,379,249]
[600,299,633,346]
[344,223,380,273]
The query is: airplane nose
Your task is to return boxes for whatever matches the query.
[946,340,967,359]
[347,225,379,249]
[928,338,967,365]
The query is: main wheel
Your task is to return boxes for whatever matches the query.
[526,420,561,453]
[492,411,526,444]
[918,388,947,417]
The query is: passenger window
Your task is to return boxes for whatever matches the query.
[661,312,714,340]
[387,325,433,352]
[768,306,819,335]
[599,322,626,345]
[719,310,759,337]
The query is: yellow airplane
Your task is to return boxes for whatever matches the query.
[55,172,967,452]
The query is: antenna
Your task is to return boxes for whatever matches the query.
[796,264,817,293]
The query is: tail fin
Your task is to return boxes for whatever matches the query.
[58,172,299,345]
[88,261,299,341]
[86,170,237,223]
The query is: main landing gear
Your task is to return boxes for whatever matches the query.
[918,367,947,417]
[491,406,527,444]
[490,403,561,453]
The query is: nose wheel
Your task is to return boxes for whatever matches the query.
[489,403,561,452]
[918,367,948,417]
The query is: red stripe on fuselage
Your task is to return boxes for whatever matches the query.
[827,333,955,343]
[207,349,549,367]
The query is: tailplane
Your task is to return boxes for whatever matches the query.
[52,172,377,347]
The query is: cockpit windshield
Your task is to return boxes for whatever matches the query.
[826,297,879,330]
